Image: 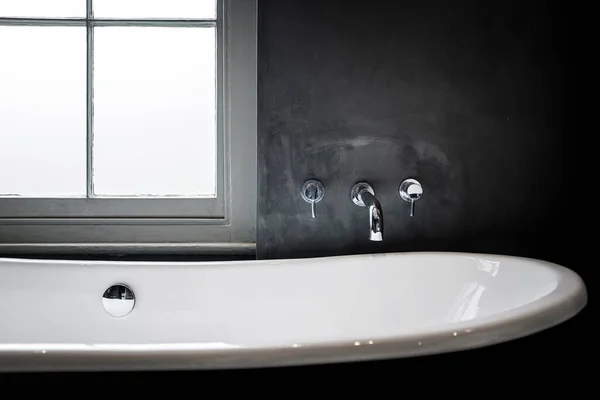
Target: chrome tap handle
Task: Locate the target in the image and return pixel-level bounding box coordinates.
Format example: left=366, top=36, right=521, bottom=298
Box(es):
left=399, top=178, right=423, bottom=217
left=301, top=179, right=324, bottom=219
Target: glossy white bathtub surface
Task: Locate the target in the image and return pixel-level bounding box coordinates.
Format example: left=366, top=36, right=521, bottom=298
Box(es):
left=0, top=252, right=587, bottom=371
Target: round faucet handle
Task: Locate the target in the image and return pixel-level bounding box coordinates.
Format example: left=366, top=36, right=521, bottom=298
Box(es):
left=399, top=178, right=423, bottom=217
left=301, top=179, right=324, bottom=218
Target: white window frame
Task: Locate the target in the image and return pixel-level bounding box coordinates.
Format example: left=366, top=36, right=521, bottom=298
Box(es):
left=0, top=0, right=257, bottom=255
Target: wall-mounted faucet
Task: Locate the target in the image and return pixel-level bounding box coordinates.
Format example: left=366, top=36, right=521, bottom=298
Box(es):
left=351, top=182, right=383, bottom=241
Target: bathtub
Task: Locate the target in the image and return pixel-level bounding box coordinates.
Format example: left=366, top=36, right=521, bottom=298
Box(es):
left=0, top=252, right=587, bottom=371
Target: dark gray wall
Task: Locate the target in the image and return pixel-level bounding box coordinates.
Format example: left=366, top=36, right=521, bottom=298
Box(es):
left=258, top=0, right=569, bottom=261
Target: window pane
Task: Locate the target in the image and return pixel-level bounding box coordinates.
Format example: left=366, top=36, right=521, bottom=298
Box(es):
left=93, top=0, right=216, bottom=19
left=93, top=27, right=216, bottom=197
left=0, top=0, right=84, bottom=18
left=0, top=26, right=86, bottom=197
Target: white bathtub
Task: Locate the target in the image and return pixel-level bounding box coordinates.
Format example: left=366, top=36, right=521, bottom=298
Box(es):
left=0, top=252, right=587, bottom=371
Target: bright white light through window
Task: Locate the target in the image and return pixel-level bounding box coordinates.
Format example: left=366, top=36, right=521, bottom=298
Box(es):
left=0, top=0, right=84, bottom=18
left=0, top=1, right=218, bottom=198
left=0, top=26, right=87, bottom=197
left=93, top=27, right=216, bottom=197
left=94, top=0, right=216, bottom=19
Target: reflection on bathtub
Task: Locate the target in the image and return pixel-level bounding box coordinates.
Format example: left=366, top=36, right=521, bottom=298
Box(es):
left=0, top=342, right=241, bottom=352
left=445, top=282, right=486, bottom=322
left=468, top=257, right=501, bottom=276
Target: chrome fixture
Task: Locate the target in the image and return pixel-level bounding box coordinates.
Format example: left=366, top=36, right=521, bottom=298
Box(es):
left=301, top=179, right=325, bottom=218
left=399, top=178, right=423, bottom=217
left=102, top=284, right=135, bottom=318
left=351, top=182, right=383, bottom=241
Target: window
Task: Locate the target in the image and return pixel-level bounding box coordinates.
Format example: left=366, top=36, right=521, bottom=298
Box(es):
left=0, top=0, right=257, bottom=255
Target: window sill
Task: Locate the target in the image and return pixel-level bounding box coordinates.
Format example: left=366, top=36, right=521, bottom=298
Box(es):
left=0, top=242, right=256, bottom=259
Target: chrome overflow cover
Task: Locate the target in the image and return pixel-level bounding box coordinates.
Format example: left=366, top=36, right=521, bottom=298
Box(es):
left=102, top=284, right=135, bottom=318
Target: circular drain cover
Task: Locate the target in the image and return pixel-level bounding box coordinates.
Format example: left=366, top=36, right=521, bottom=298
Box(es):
left=102, top=284, right=135, bottom=317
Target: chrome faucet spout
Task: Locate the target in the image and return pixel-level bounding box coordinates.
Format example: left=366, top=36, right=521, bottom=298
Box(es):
left=350, top=182, right=384, bottom=241
left=358, top=190, right=383, bottom=241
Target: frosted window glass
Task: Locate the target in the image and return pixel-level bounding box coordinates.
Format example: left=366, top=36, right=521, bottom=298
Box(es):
left=93, top=27, right=216, bottom=197
left=0, top=0, right=85, bottom=18
left=93, top=0, right=216, bottom=19
left=0, top=26, right=86, bottom=197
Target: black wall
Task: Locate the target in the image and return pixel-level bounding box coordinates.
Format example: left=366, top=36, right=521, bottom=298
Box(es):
left=258, top=0, right=569, bottom=260
left=257, top=0, right=590, bottom=370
